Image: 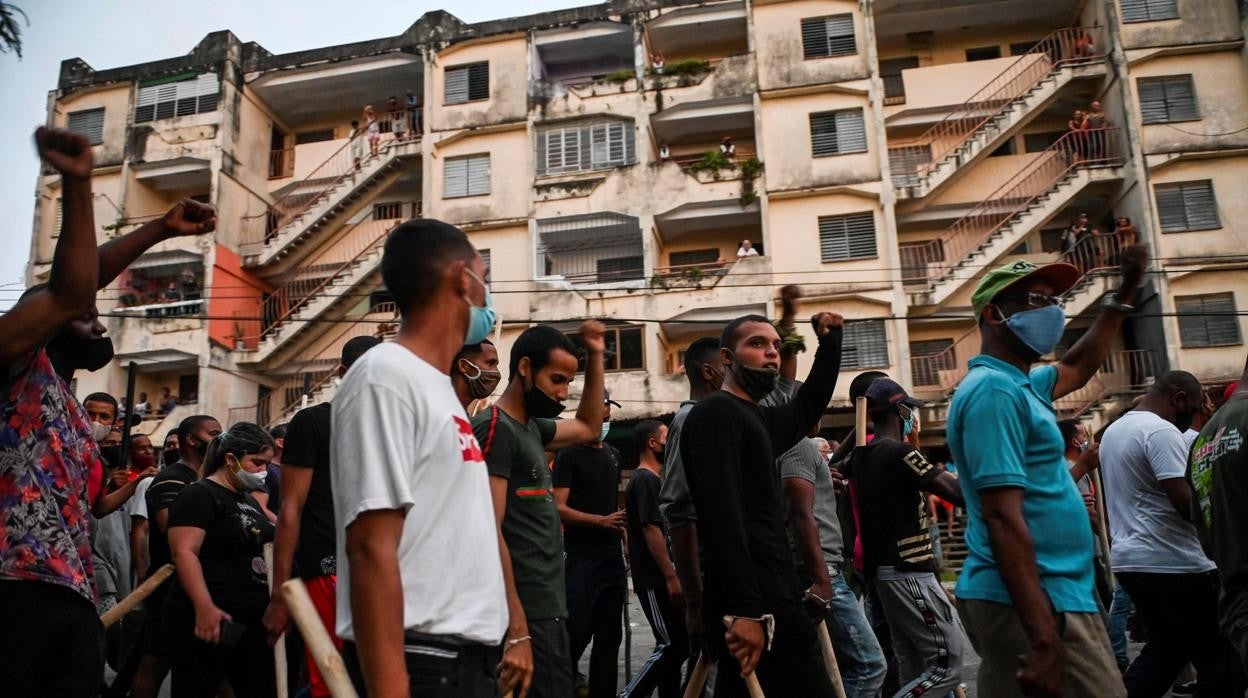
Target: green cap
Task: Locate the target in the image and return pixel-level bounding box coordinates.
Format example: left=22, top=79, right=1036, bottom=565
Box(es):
left=970, top=260, right=1082, bottom=320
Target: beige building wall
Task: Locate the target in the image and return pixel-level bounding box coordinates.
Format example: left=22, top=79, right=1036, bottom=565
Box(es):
left=753, top=0, right=869, bottom=90
left=430, top=36, right=529, bottom=131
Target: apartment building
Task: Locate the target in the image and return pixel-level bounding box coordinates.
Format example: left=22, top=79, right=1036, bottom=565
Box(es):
left=27, top=0, right=1248, bottom=447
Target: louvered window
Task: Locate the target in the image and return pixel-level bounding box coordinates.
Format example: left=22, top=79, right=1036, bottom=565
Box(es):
left=802, top=15, right=856, bottom=59
left=67, top=109, right=105, bottom=145
left=1176, top=293, right=1241, bottom=347
left=536, top=119, right=635, bottom=175
left=134, top=73, right=219, bottom=123
left=670, top=249, right=721, bottom=268
left=445, top=62, right=490, bottom=105
left=1120, top=0, right=1179, bottom=23
left=842, top=320, right=889, bottom=369
left=910, top=338, right=955, bottom=386
left=52, top=197, right=62, bottom=238
left=1155, top=180, right=1219, bottom=232
left=810, top=109, right=867, bottom=157
left=1138, top=75, right=1198, bottom=124
left=480, top=249, right=492, bottom=286
left=443, top=154, right=491, bottom=198
left=819, top=212, right=877, bottom=262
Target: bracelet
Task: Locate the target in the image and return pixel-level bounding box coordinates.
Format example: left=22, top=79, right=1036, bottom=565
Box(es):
left=505, top=635, right=531, bottom=649
left=723, top=613, right=777, bottom=651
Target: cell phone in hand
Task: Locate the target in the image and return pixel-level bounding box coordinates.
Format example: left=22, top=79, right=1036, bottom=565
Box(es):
left=219, top=619, right=246, bottom=646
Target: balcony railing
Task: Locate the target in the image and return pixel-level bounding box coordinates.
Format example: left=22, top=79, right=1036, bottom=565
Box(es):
left=902, top=127, right=1122, bottom=288
left=1054, top=349, right=1158, bottom=417
left=910, top=327, right=980, bottom=393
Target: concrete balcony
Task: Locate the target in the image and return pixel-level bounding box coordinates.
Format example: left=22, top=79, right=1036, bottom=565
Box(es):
left=109, top=301, right=205, bottom=373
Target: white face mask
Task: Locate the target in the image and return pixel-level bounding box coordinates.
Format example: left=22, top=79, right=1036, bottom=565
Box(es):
left=229, top=458, right=268, bottom=491
left=91, top=421, right=111, bottom=442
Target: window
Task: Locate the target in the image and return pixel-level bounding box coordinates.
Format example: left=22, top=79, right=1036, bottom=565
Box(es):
left=818, top=212, right=877, bottom=262
left=988, top=139, right=1016, bottom=157
left=1138, top=76, right=1198, bottom=124
left=889, top=145, right=932, bottom=188
left=670, top=249, right=721, bottom=268
left=134, top=73, right=219, bottom=123
left=52, top=197, right=62, bottom=238
left=480, top=249, right=492, bottom=286
left=880, top=57, right=918, bottom=104
left=445, top=62, right=489, bottom=105
left=1120, top=0, right=1179, bottom=23
left=597, top=256, right=645, bottom=282
left=443, top=154, right=491, bottom=198
left=841, top=320, right=889, bottom=369
left=965, top=46, right=1002, bottom=62
left=295, top=129, right=335, bottom=145
left=801, top=15, right=856, bottom=59
left=1155, top=180, right=1219, bottom=232
left=910, top=338, right=955, bottom=386
left=1010, top=41, right=1039, bottom=56
left=1176, top=293, right=1241, bottom=347
left=899, top=240, right=942, bottom=282
left=536, top=212, right=644, bottom=284
left=536, top=119, right=635, bottom=176
left=810, top=109, right=868, bottom=157
left=1024, top=131, right=1065, bottom=152
left=566, top=324, right=645, bottom=372
left=67, top=109, right=105, bottom=145
left=373, top=202, right=404, bottom=220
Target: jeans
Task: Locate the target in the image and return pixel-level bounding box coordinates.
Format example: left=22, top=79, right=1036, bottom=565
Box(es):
left=824, top=567, right=887, bottom=698
left=343, top=633, right=502, bottom=698
left=1107, top=583, right=1134, bottom=673
left=565, top=553, right=626, bottom=697
left=530, top=617, right=574, bottom=698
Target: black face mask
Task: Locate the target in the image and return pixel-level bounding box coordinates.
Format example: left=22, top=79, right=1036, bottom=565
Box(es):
left=727, top=352, right=779, bottom=402
left=654, top=446, right=667, bottom=464
left=163, top=448, right=180, bottom=466
left=48, top=336, right=115, bottom=375
left=522, top=375, right=566, bottom=419
left=98, top=445, right=123, bottom=471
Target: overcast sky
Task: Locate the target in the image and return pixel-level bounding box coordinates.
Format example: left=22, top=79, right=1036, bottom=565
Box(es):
left=0, top=0, right=586, bottom=309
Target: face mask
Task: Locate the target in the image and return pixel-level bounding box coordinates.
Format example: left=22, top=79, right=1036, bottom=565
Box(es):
left=727, top=352, right=778, bottom=402
left=522, top=375, right=566, bottom=419
left=460, top=359, right=501, bottom=400
left=600, top=422, right=612, bottom=442
left=463, top=270, right=497, bottom=346
left=50, top=336, right=115, bottom=373
left=132, top=452, right=156, bottom=471
left=654, top=445, right=667, bottom=464
left=91, top=421, right=112, bottom=442
left=163, top=448, right=180, bottom=466
left=229, top=458, right=269, bottom=492
left=1000, top=304, right=1066, bottom=358
left=902, top=415, right=914, bottom=438
left=98, top=445, right=123, bottom=471
left=1078, top=440, right=1089, bottom=453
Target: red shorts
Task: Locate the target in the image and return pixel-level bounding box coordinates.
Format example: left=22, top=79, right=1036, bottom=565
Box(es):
left=304, top=574, right=341, bottom=698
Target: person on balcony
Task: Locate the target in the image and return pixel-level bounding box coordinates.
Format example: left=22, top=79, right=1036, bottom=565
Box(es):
left=388, top=95, right=406, bottom=142
left=1085, top=101, right=1110, bottom=159
left=720, top=135, right=736, bottom=158
left=406, top=90, right=420, bottom=135
left=349, top=119, right=364, bottom=171
left=161, top=386, right=180, bottom=414
left=134, top=391, right=151, bottom=416
left=651, top=51, right=665, bottom=74
left=947, top=245, right=1148, bottom=698
left=737, top=239, right=759, bottom=258
left=163, top=281, right=182, bottom=303
left=363, top=105, right=380, bottom=158
left=1112, top=217, right=1138, bottom=265
left=1068, top=110, right=1089, bottom=162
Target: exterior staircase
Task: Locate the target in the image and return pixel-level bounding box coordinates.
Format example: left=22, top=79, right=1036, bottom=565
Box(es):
left=241, top=137, right=420, bottom=269
left=936, top=516, right=968, bottom=576
left=892, top=27, right=1108, bottom=201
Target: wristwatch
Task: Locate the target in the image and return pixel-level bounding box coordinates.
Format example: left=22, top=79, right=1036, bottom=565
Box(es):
left=1101, top=296, right=1135, bottom=313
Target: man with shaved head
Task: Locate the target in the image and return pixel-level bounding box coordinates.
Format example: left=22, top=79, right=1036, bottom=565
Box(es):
left=1101, top=370, right=1245, bottom=695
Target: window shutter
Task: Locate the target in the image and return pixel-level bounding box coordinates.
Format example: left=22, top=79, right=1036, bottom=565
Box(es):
left=538, top=119, right=635, bottom=175
left=1120, top=0, right=1178, bottom=23
left=842, top=320, right=888, bottom=369
left=1177, top=294, right=1241, bottom=347
left=1138, top=76, right=1197, bottom=123
left=819, top=212, right=877, bottom=262
left=67, top=109, right=105, bottom=145
left=1155, top=181, right=1219, bottom=232
left=802, top=14, right=856, bottom=59
left=811, top=110, right=866, bottom=156
left=801, top=18, right=828, bottom=59
left=53, top=197, right=63, bottom=238
left=134, top=74, right=217, bottom=123
left=443, top=157, right=469, bottom=198
left=480, top=249, right=492, bottom=286
left=810, top=112, right=838, bottom=156
left=445, top=66, right=470, bottom=104
left=467, top=63, right=490, bottom=101
left=670, top=249, right=721, bottom=267
left=466, top=155, right=491, bottom=196
left=1154, top=184, right=1187, bottom=231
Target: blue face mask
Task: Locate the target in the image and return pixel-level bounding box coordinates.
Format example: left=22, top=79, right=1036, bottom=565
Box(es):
left=600, top=422, right=612, bottom=442
left=1000, top=304, right=1066, bottom=357
left=463, top=270, right=496, bottom=345
left=902, top=415, right=914, bottom=437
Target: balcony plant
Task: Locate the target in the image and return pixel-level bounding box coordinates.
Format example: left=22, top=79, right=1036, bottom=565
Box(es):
left=603, top=69, right=635, bottom=84
left=739, top=157, right=762, bottom=206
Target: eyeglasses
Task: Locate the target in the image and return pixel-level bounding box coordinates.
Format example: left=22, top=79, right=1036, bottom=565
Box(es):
left=998, top=291, right=1065, bottom=309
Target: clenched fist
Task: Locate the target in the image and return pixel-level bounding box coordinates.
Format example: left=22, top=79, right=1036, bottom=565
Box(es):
left=163, top=199, right=218, bottom=238
left=811, top=312, right=844, bottom=337
left=579, top=319, right=607, bottom=355
left=36, top=127, right=93, bottom=179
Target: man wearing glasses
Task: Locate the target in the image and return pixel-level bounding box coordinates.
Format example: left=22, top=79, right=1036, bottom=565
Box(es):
left=947, top=246, right=1147, bottom=698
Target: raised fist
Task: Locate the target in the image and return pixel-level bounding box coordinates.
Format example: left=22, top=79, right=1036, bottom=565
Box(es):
left=163, top=199, right=218, bottom=238
left=811, top=312, right=844, bottom=337
left=35, top=127, right=93, bottom=179
left=1118, top=244, right=1149, bottom=284
left=579, top=319, right=607, bottom=355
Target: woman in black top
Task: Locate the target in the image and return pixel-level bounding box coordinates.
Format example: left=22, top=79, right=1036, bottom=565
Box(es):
left=165, top=422, right=276, bottom=697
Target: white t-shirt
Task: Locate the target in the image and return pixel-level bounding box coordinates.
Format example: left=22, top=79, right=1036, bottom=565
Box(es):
left=128, top=476, right=153, bottom=519
left=331, top=342, right=507, bottom=644
left=1183, top=428, right=1200, bottom=450
left=1100, top=410, right=1215, bottom=573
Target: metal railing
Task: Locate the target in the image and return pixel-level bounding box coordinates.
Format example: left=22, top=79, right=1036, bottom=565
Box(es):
left=903, top=26, right=1106, bottom=182
left=904, top=127, right=1123, bottom=288
left=1054, top=349, right=1158, bottom=417
left=910, top=327, right=980, bottom=393
left=889, top=144, right=933, bottom=188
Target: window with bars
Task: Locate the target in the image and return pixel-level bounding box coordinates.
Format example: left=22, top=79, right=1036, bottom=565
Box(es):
left=134, top=73, right=219, bottom=123
left=965, top=46, right=1002, bottom=62
left=888, top=145, right=932, bottom=188
left=1138, top=75, right=1198, bottom=123
left=1176, top=293, right=1241, bottom=347
left=1155, top=180, right=1220, bottom=232
left=443, top=154, right=491, bottom=198
left=480, top=249, right=492, bottom=286
left=1120, top=0, right=1179, bottom=23
left=810, top=109, right=868, bottom=157
left=536, top=212, right=644, bottom=284
left=801, top=15, right=856, bottom=59
left=445, top=62, right=490, bottom=105
left=536, top=119, right=635, bottom=176
left=295, top=129, right=335, bottom=145
left=67, top=109, right=105, bottom=145
left=373, top=202, right=404, bottom=220
left=565, top=323, right=645, bottom=372
left=670, top=249, right=721, bottom=268
left=842, top=320, right=889, bottom=369
left=818, top=212, right=877, bottom=262
left=910, top=338, right=955, bottom=386
left=880, top=57, right=918, bottom=103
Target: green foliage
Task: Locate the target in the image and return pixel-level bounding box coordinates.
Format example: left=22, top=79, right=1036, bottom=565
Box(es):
left=0, top=3, right=27, bottom=58
left=689, top=149, right=732, bottom=172
left=662, top=58, right=711, bottom=76
left=739, top=157, right=762, bottom=206
left=603, top=69, right=635, bottom=84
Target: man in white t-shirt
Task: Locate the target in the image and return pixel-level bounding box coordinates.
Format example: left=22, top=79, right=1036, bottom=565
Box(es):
left=331, top=218, right=522, bottom=698
left=1100, top=371, right=1243, bottom=695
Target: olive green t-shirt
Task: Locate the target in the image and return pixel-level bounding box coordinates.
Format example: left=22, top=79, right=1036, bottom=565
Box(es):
left=472, top=407, right=564, bottom=620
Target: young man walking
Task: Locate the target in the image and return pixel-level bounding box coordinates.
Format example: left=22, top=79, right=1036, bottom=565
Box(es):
left=623, top=420, right=687, bottom=698
left=948, top=248, right=1147, bottom=698
left=682, top=311, right=844, bottom=697
left=553, top=392, right=626, bottom=697
left=847, top=378, right=966, bottom=697
left=473, top=322, right=609, bottom=698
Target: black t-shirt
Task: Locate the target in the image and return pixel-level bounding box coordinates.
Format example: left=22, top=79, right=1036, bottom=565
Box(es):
left=283, top=403, right=337, bottom=578
left=145, top=461, right=198, bottom=571
left=626, top=468, right=667, bottom=590
left=552, top=443, right=622, bottom=558
left=847, top=437, right=941, bottom=577
left=167, top=479, right=275, bottom=607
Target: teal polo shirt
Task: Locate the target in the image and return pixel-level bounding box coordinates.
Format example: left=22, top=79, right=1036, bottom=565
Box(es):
left=948, top=354, right=1097, bottom=613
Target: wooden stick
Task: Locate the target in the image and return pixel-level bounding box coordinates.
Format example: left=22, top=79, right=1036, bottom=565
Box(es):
left=815, top=622, right=847, bottom=698
left=682, top=654, right=711, bottom=698
left=265, top=544, right=289, bottom=698
left=1091, top=467, right=1115, bottom=590
left=855, top=397, right=868, bottom=448
left=722, top=617, right=765, bottom=698
left=282, top=579, right=358, bottom=698
left=101, top=564, right=174, bottom=629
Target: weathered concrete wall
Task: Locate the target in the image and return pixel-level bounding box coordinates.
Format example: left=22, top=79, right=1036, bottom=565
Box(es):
left=1132, top=51, right=1248, bottom=154
left=1165, top=269, right=1248, bottom=381
left=430, top=36, right=529, bottom=131
left=429, top=127, right=529, bottom=223
left=754, top=0, right=869, bottom=91
left=760, top=88, right=878, bottom=191
left=1120, top=0, right=1242, bottom=50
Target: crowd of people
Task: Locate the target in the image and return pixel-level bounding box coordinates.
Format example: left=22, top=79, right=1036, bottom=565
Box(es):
left=7, top=125, right=1248, bottom=698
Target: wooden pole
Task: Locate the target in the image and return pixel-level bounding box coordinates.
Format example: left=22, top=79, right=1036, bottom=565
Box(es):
left=682, top=655, right=711, bottom=698
left=815, top=622, right=847, bottom=698
left=281, top=579, right=358, bottom=698
left=101, top=564, right=174, bottom=629
left=265, top=544, right=289, bottom=698
left=721, top=617, right=765, bottom=698
left=1091, top=467, right=1115, bottom=589
left=855, top=397, right=868, bottom=448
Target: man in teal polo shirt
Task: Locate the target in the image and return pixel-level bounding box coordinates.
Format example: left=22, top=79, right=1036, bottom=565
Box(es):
left=948, top=245, right=1147, bottom=698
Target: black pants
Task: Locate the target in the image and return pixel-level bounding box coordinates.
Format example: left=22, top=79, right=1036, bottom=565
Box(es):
left=164, top=595, right=274, bottom=697
left=0, top=580, right=104, bottom=697
left=530, top=616, right=575, bottom=698
left=565, top=552, right=626, bottom=697
left=1117, top=570, right=1245, bottom=697
left=343, top=632, right=502, bottom=698
left=622, top=584, right=689, bottom=698
left=711, top=600, right=836, bottom=698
